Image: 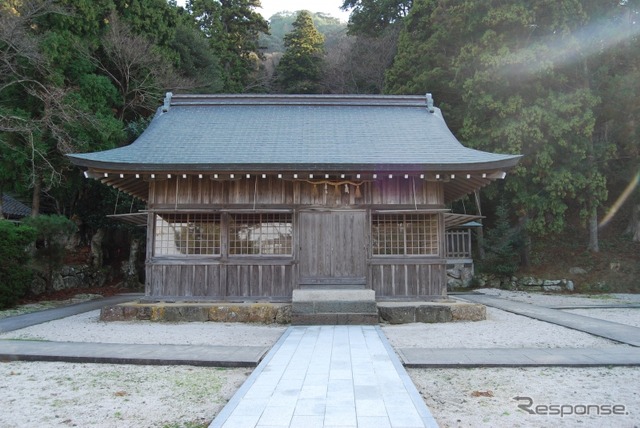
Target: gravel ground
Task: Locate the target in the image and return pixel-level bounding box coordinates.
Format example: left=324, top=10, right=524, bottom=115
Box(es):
left=1, top=289, right=639, bottom=427
left=382, top=307, right=625, bottom=349
left=471, top=288, right=640, bottom=307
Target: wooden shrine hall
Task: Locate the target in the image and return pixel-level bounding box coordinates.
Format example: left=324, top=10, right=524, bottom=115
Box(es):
left=69, top=93, right=521, bottom=302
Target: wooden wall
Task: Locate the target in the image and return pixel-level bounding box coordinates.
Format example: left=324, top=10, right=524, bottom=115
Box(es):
left=145, top=176, right=447, bottom=301
left=147, top=261, right=296, bottom=301
left=149, top=176, right=443, bottom=208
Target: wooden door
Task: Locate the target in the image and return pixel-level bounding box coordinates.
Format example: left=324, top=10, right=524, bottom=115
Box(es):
left=299, top=211, right=367, bottom=287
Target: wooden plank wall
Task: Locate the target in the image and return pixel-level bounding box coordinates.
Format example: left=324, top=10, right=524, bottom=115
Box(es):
left=147, top=262, right=296, bottom=301
left=149, top=176, right=442, bottom=207
left=370, top=262, right=446, bottom=299
left=146, top=176, right=446, bottom=300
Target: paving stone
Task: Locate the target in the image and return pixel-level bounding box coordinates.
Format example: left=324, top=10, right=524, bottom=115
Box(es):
left=209, top=326, right=438, bottom=428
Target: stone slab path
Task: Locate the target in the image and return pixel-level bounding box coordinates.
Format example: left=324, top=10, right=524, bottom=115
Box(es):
left=398, top=346, right=640, bottom=367
left=0, top=340, right=267, bottom=367
left=209, top=325, right=438, bottom=428
left=459, top=293, right=640, bottom=347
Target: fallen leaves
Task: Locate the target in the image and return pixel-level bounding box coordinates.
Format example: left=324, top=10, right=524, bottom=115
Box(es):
left=471, top=390, right=494, bottom=397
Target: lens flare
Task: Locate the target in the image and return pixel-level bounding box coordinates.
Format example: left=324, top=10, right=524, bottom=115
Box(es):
left=600, top=170, right=640, bottom=228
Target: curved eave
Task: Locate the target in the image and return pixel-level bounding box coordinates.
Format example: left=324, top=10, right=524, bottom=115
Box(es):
left=77, top=161, right=520, bottom=204
left=67, top=156, right=522, bottom=174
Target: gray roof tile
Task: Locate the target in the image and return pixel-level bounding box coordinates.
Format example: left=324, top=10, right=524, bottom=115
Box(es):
left=2, top=194, right=31, bottom=218
left=69, top=94, right=521, bottom=172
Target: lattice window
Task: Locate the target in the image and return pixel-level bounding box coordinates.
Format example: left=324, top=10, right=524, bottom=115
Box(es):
left=371, top=213, right=439, bottom=256
left=154, top=213, right=221, bottom=256
left=229, top=213, right=293, bottom=255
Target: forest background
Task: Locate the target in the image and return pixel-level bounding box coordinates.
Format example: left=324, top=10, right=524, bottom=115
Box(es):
left=1, top=0, right=639, bottom=306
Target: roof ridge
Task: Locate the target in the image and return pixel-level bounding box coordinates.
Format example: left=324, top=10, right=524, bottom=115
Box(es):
left=166, top=93, right=430, bottom=108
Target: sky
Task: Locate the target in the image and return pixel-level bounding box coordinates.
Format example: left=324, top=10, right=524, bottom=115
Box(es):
left=259, top=0, right=351, bottom=22
left=174, top=0, right=351, bottom=22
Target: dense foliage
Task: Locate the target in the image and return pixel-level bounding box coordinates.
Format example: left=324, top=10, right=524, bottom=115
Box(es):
left=0, top=221, right=36, bottom=308
left=385, top=0, right=640, bottom=260
left=0, top=0, right=268, bottom=221
left=1, top=0, right=638, bottom=292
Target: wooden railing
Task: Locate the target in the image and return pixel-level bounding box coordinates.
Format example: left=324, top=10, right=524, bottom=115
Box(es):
left=445, top=229, right=473, bottom=259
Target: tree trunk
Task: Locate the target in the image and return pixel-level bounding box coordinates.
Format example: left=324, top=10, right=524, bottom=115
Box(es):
left=474, top=190, right=485, bottom=259
left=627, top=203, right=640, bottom=242
left=476, top=225, right=486, bottom=260
left=31, top=176, right=41, bottom=217
left=518, top=215, right=530, bottom=268
left=588, top=207, right=599, bottom=252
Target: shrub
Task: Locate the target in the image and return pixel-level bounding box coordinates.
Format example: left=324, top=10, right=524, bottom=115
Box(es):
left=0, top=220, right=36, bottom=309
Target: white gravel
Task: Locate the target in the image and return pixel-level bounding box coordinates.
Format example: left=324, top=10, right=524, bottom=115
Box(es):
left=472, top=288, right=640, bottom=307
left=1, top=289, right=639, bottom=427
left=0, top=310, right=287, bottom=346
left=382, top=307, right=624, bottom=349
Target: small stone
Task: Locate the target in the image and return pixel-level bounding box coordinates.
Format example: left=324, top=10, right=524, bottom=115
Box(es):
left=569, top=267, right=587, bottom=275
left=519, top=277, right=543, bottom=286
left=451, top=304, right=486, bottom=321
left=565, top=280, right=575, bottom=291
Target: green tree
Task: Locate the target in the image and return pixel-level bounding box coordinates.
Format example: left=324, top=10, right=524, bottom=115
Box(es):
left=170, top=20, right=224, bottom=93
left=0, top=220, right=36, bottom=309
left=479, top=199, right=520, bottom=280
left=276, top=10, right=325, bottom=93
left=188, top=0, right=269, bottom=92
left=341, top=0, right=413, bottom=36
left=0, top=0, right=118, bottom=215
left=386, top=0, right=625, bottom=257
left=260, top=11, right=345, bottom=54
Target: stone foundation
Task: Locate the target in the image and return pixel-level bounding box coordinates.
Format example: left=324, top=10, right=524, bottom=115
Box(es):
left=101, top=300, right=486, bottom=324
left=101, top=302, right=292, bottom=324
left=377, top=301, right=486, bottom=324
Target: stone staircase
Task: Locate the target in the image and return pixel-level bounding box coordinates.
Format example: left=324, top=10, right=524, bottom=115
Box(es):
left=291, top=289, right=379, bottom=325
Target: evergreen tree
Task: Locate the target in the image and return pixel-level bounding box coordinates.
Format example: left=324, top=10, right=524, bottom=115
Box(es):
left=479, top=199, right=519, bottom=280
left=341, top=0, right=413, bottom=36
left=0, top=220, right=36, bottom=308
left=276, top=10, right=325, bottom=93
left=188, top=0, right=269, bottom=92
left=385, top=0, right=628, bottom=255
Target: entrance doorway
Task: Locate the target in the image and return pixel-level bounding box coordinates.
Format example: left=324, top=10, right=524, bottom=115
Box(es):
left=298, top=211, right=367, bottom=287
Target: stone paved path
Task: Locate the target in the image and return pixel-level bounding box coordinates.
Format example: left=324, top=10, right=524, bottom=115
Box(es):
left=209, top=325, right=438, bottom=428
left=459, top=293, right=640, bottom=347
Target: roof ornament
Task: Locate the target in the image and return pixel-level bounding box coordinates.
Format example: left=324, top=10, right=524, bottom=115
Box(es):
left=426, top=93, right=435, bottom=113
left=162, top=92, right=173, bottom=112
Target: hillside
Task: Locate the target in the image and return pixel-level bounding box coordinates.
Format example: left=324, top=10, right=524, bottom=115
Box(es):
left=518, top=213, right=640, bottom=293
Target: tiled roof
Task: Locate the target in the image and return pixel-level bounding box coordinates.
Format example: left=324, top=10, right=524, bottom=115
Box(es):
left=68, top=94, right=521, bottom=172
left=2, top=194, right=31, bottom=219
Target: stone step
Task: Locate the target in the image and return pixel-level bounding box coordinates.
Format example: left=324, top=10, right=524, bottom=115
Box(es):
left=291, top=289, right=378, bottom=325
left=291, top=312, right=379, bottom=325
